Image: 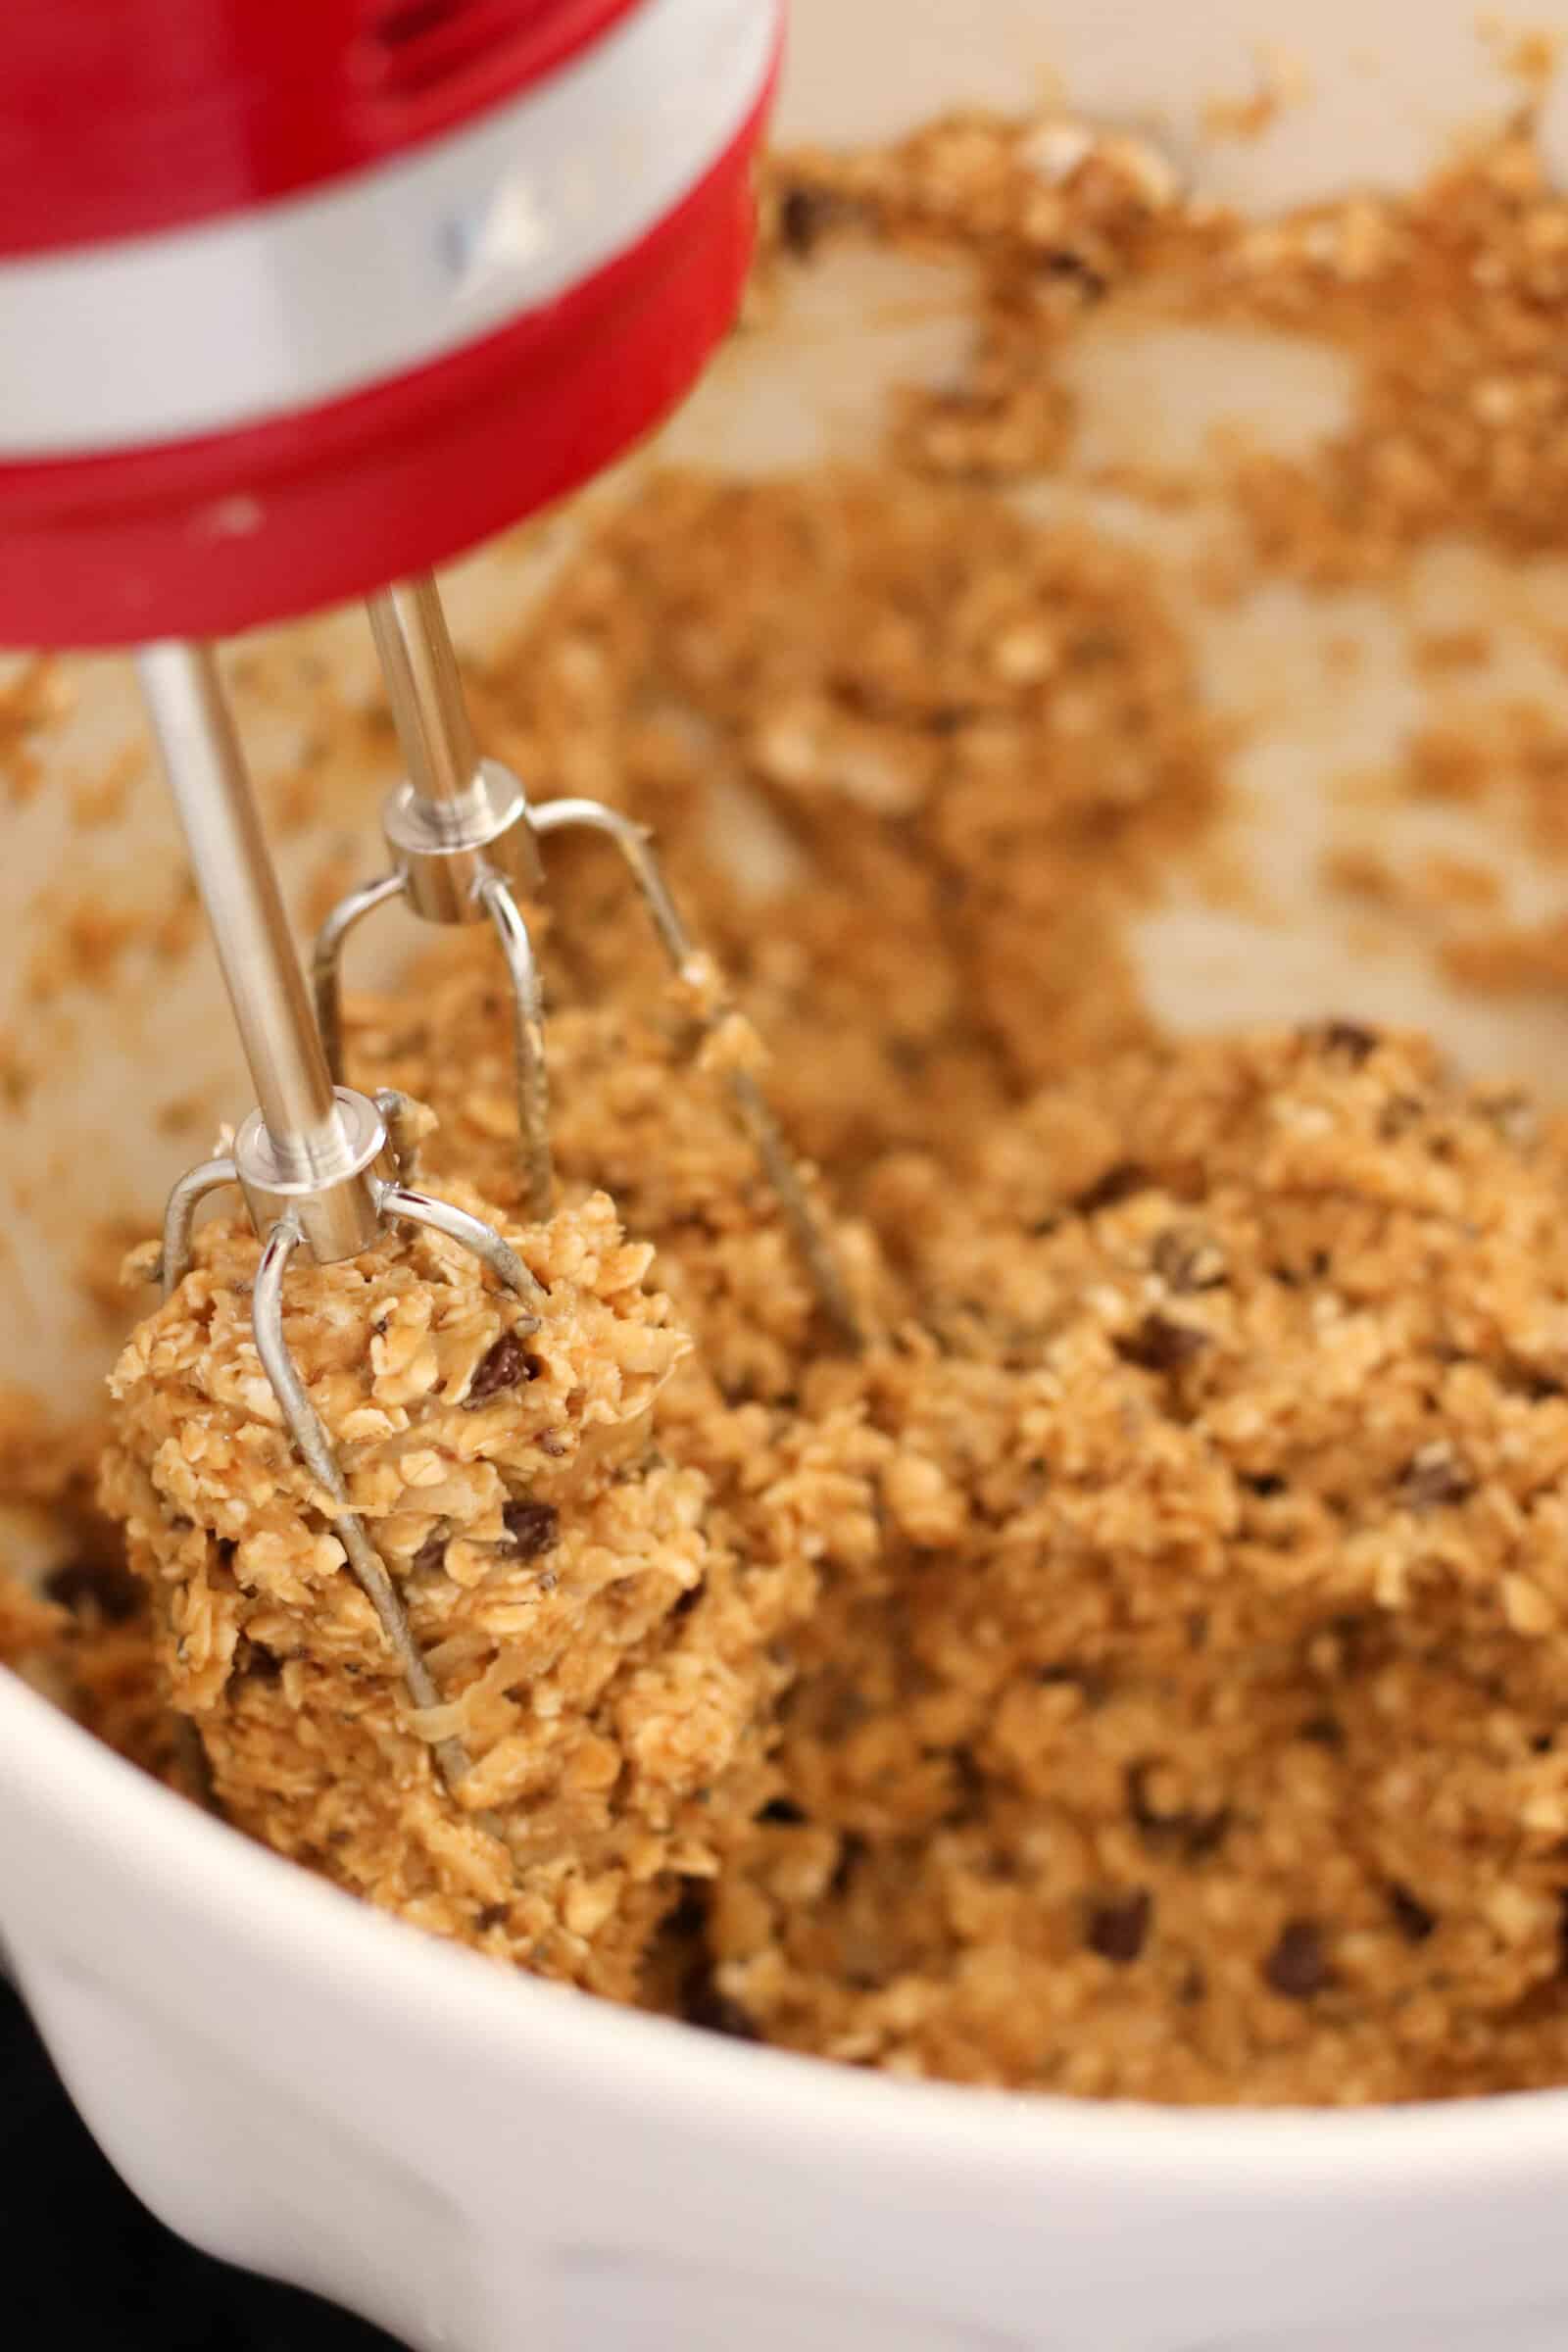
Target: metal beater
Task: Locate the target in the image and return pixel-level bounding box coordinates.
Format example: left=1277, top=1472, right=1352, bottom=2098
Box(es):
left=315, top=577, right=861, bottom=1344
left=136, top=577, right=857, bottom=1795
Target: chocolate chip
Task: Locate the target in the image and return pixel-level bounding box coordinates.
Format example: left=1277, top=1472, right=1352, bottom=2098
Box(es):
left=664, top=1887, right=706, bottom=1941
left=1126, top=1759, right=1229, bottom=1856
left=1263, top=1919, right=1331, bottom=1999
left=779, top=183, right=851, bottom=259
left=1378, top=1093, right=1427, bottom=1140
left=1042, top=247, right=1109, bottom=301
left=466, top=1332, right=534, bottom=1405
left=1086, top=1889, right=1152, bottom=1964
left=1311, top=1018, right=1379, bottom=1064
left=501, top=1500, right=560, bottom=1560
left=1297, top=1714, right=1345, bottom=1748
left=760, top=1796, right=808, bottom=1825
left=1115, top=1313, right=1208, bottom=1375
left=42, top=1556, right=141, bottom=1624
left=235, top=1640, right=283, bottom=1684
left=1183, top=1808, right=1230, bottom=1857
left=1151, top=1227, right=1226, bottom=1293
left=1075, top=1160, right=1151, bottom=1213
left=1325, top=1612, right=1375, bottom=1676
left=1388, top=1883, right=1437, bottom=1944
left=828, top=1830, right=867, bottom=1897
left=1396, top=1447, right=1475, bottom=1511
left=1125, top=1760, right=1165, bottom=1829
left=684, top=1976, right=760, bottom=2040
left=948, top=1747, right=987, bottom=1812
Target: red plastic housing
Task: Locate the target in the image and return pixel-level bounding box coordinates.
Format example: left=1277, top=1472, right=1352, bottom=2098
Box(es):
left=0, top=1, right=643, bottom=257
left=0, top=1, right=777, bottom=647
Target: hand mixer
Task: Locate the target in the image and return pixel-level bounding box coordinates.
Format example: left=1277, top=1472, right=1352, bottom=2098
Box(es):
left=0, top=0, right=854, bottom=1795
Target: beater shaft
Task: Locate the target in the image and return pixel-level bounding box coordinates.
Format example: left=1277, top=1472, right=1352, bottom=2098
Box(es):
left=315, top=573, right=555, bottom=1210
left=140, top=641, right=390, bottom=1266
left=367, top=577, right=483, bottom=812
left=368, top=577, right=543, bottom=923
left=138, top=643, right=340, bottom=1173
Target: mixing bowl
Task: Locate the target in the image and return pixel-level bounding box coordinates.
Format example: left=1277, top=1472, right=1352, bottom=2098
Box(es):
left=8, top=3, right=1568, bottom=2344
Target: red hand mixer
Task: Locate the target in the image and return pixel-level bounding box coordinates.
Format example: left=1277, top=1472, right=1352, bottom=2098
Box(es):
left=0, top=0, right=854, bottom=1783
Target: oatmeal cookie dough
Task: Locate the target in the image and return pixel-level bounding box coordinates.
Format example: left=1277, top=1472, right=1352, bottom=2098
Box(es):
left=99, top=1178, right=788, bottom=1999
left=19, top=99, right=1568, bottom=2106
left=42, top=938, right=1568, bottom=2102
left=454, top=461, right=1219, bottom=1193
left=704, top=1024, right=1568, bottom=2103
left=0, top=1388, right=194, bottom=1788
left=333, top=943, right=1568, bottom=2102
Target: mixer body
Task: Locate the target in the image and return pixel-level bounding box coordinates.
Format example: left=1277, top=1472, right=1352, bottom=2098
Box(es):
left=0, top=0, right=781, bottom=646
left=0, top=0, right=825, bottom=1802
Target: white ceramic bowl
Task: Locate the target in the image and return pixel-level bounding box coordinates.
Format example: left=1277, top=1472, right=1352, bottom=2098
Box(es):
left=9, top=4, right=1568, bottom=2345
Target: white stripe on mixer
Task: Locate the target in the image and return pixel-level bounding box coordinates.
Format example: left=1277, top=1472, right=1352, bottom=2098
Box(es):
left=0, top=0, right=780, bottom=458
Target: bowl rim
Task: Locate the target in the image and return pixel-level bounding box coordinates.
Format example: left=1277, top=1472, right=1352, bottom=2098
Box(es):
left=8, top=1658, right=1568, bottom=2190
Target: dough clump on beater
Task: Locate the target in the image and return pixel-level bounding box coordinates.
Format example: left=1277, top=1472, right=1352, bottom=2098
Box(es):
left=99, top=1171, right=782, bottom=1999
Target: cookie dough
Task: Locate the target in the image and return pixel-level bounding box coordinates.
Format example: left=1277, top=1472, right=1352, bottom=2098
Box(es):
left=100, top=1184, right=784, bottom=1999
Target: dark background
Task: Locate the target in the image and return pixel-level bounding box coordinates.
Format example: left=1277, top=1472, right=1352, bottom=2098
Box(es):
left=4, top=1980, right=402, bottom=2348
